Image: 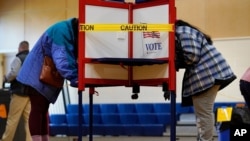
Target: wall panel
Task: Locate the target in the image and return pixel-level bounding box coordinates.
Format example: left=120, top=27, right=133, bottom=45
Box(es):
left=0, top=0, right=24, bottom=12
left=0, top=0, right=78, bottom=53
left=176, top=0, right=250, bottom=38
left=176, top=0, right=206, bottom=32
left=1, top=0, right=250, bottom=53
left=24, top=0, right=68, bottom=47
left=24, top=12, right=66, bottom=47
left=0, top=0, right=25, bottom=53
left=205, top=0, right=250, bottom=38
left=66, top=0, right=78, bottom=18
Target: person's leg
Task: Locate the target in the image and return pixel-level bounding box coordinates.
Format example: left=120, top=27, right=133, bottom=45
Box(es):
left=28, top=87, right=50, bottom=141
left=192, top=85, right=220, bottom=141
left=240, top=80, right=250, bottom=108
left=1, top=94, right=27, bottom=141
left=41, top=134, right=49, bottom=141
left=40, top=112, right=49, bottom=141
left=31, top=135, right=42, bottom=141
left=22, top=96, right=32, bottom=141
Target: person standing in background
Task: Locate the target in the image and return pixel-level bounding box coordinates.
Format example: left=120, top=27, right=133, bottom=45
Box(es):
left=16, top=18, right=78, bottom=141
left=1, top=41, right=31, bottom=141
left=175, top=19, right=236, bottom=141
left=240, top=67, right=250, bottom=108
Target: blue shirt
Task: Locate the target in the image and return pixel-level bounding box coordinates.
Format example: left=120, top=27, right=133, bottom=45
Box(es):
left=17, top=18, right=78, bottom=103
left=176, top=25, right=236, bottom=97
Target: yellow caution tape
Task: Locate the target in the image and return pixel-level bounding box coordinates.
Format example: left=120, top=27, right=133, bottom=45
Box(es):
left=79, top=23, right=174, bottom=32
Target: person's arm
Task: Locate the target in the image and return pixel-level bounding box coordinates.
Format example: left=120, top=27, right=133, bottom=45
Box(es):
left=52, top=45, right=78, bottom=87
left=5, top=57, right=22, bottom=82
left=179, top=33, right=201, bottom=66
left=48, top=21, right=78, bottom=87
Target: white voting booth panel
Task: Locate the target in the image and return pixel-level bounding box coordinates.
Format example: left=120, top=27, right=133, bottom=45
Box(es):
left=133, top=4, right=169, bottom=81
left=85, top=5, right=129, bottom=58
left=83, top=2, right=170, bottom=86
left=85, top=5, right=129, bottom=81
left=133, top=4, right=169, bottom=58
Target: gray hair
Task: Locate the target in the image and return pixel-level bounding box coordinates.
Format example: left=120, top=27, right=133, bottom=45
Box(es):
left=19, top=40, right=29, bottom=51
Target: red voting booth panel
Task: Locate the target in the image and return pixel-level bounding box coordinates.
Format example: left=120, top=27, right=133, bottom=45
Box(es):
left=78, top=0, right=176, bottom=92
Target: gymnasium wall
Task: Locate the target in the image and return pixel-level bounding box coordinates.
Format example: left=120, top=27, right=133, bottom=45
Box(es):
left=0, top=0, right=78, bottom=53
left=176, top=0, right=250, bottom=38
left=0, top=0, right=250, bottom=107
left=0, top=0, right=249, bottom=53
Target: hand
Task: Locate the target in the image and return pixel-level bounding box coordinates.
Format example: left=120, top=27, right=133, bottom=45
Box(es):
left=164, top=91, right=170, bottom=101
left=70, top=80, right=78, bottom=88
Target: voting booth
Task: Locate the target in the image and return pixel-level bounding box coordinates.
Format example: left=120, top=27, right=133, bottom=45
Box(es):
left=77, top=0, right=176, bottom=140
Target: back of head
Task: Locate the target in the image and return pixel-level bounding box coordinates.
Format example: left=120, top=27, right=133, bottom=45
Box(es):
left=18, top=40, right=29, bottom=52
left=175, top=19, right=193, bottom=27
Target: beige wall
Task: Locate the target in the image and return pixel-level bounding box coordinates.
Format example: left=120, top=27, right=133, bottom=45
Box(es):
left=0, top=0, right=249, bottom=103
left=0, top=0, right=249, bottom=52
left=0, top=0, right=78, bottom=53
left=176, top=0, right=250, bottom=38
left=0, top=0, right=249, bottom=49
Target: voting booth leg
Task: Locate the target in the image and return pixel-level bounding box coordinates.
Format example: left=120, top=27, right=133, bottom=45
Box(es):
left=170, top=91, right=176, bottom=141
left=89, top=87, right=95, bottom=141
left=78, top=91, right=83, bottom=141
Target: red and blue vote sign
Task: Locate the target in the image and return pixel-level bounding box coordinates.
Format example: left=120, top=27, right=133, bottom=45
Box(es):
left=142, top=31, right=163, bottom=56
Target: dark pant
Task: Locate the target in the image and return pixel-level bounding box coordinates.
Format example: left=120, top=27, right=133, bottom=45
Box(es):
left=240, top=80, right=250, bottom=108
left=25, top=86, right=50, bottom=135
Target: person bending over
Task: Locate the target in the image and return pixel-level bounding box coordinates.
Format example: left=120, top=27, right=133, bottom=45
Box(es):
left=175, top=19, right=236, bottom=141
left=17, top=18, right=78, bottom=141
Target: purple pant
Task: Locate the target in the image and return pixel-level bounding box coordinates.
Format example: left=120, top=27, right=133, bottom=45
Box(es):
left=26, top=86, right=50, bottom=135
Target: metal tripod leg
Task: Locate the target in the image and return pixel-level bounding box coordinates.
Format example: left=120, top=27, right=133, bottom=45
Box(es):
left=170, top=91, right=176, bottom=141
left=78, top=90, right=83, bottom=141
